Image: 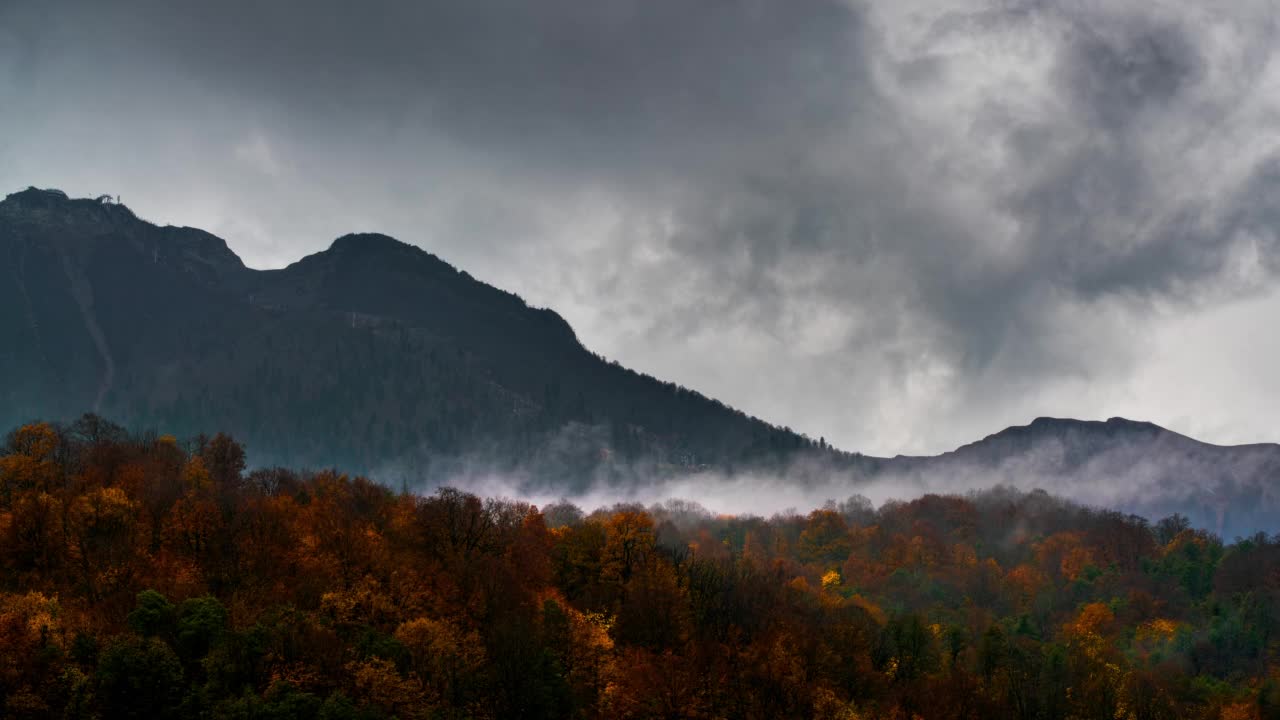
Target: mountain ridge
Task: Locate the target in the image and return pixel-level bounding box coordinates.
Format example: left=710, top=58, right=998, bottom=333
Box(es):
left=0, top=187, right=826, bottom=485
left=2, top=187, right=1277, bottom=535
left=864, top=415, right=1280, bottom=538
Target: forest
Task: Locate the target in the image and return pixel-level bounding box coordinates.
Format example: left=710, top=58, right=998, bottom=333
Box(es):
left=1, top=415, right=1278, bottom=719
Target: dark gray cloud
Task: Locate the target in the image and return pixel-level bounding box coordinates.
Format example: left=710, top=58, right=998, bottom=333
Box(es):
left=2, top=0, right=1279, bottom=454
left=5, top=0, right=866, bottom=177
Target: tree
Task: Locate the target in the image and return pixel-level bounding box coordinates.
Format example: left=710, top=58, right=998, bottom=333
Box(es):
left=882, top=613, right=937, bottom=683
left=1154, top=514, right=1191, bottom=546
left=127, top=590, right=175, bottom=637
left=543, top=500, right=585, bottom=529
left=799, top=510, right=852, bottom=565
left=0, top=423, right=61, bottom=501
left=394, top=616, right=486, bottom=707
left=67, top=486, right=141, bottom=601
left=96, top=637, right=183, bottom=719
left=200, top=432, right=246, bottom=493
left=614, top=559, right=689, bottom=649
left=602, top=509, right=655, bottom=587
left=176, top=595, right=228, bottom=662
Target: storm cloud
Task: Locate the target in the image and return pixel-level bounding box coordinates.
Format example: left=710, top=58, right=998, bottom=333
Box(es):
left=2, top=0, right=1279, bottom=455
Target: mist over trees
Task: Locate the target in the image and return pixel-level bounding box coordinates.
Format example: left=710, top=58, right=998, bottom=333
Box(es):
left=2, top=417, right=1279, bottom=719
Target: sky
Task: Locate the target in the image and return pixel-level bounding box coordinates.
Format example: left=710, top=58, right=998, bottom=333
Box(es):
left=2, top=0, right=1279, bottom=457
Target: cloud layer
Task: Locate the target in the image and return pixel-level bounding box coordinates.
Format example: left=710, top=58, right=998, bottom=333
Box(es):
left=3, top=0, right=1279, bottom=454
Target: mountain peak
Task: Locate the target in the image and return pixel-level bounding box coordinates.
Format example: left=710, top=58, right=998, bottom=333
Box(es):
left=0, top=187, right=246, bottom=285
left=1024, top=415, right=1163, bottom=433
left=328, top=232, right=415, bottom=255
left=1104, top=416, right=1163, bottom=431
left=2, top=186, right=70, bottom=208
left=1, top=186, right=137, bottom=225
left=927, top=415, right=1179, bottom=463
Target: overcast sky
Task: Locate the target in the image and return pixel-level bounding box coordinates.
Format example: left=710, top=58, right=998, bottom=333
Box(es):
left=3, top=0, right=1279, bottom=456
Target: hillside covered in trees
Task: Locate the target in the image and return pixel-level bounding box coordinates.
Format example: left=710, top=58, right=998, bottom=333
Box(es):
left=2, top=416, right=1279, bottom=719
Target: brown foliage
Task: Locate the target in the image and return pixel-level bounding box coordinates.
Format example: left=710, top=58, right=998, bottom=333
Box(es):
left=0, top=419, right=1274, bottom=719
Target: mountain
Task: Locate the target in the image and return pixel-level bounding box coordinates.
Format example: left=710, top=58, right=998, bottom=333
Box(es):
left=862, top=417, right=1280, bottom=538
left=0, top=187, right=825, bottom=487
left=2, top=187, right=1277, bottom=535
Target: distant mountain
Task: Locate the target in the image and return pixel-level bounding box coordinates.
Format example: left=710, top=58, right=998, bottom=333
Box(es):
left=0, top=187, right=826, bottom=487
left=2, top=188, right=1277, bottom=535
left=862, top=417, right=1280, bottom=539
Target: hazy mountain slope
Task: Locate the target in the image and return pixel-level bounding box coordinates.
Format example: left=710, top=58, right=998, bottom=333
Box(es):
left=0, top=187, right=819, bottom=485
left=869, top=417, right=1280, bottom=538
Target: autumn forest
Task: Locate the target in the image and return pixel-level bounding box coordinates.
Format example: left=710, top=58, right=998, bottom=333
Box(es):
left=1, top=415, right=1278, bottom=720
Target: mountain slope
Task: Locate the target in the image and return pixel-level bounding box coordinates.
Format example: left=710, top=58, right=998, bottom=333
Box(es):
left=868, top=417, right=1280, bottom=538
left=0, top=187, right=822, bottom=486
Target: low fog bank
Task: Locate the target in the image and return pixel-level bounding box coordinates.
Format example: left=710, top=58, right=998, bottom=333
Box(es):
left=436, top=468, right=892, bottom=521
left=403, top=436, right=1280, bottom=541
left=323, top=415, right=1280, bottom=540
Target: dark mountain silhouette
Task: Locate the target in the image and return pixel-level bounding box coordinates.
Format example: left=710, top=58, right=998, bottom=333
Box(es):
left=2, top=187, right=1277, bottom=534
left=0, top=187, right=825, bottom=487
